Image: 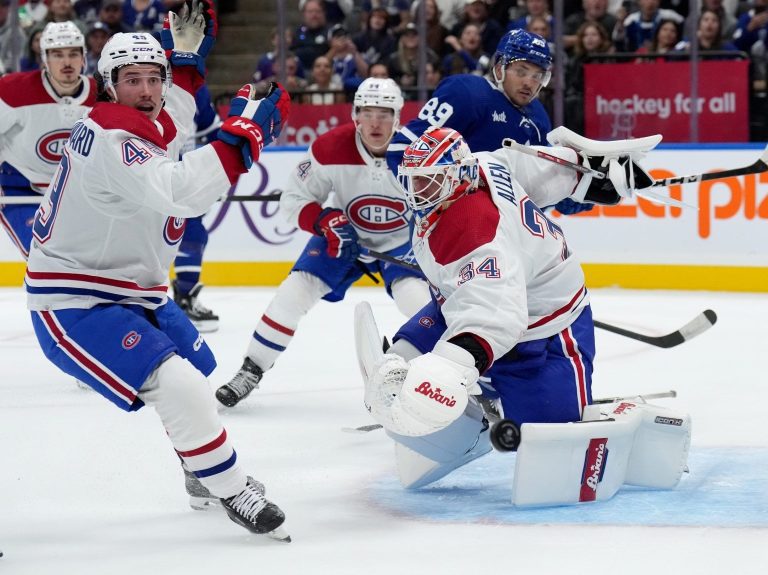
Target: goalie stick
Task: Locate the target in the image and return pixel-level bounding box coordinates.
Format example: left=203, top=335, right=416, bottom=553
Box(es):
left=343, top=390, right=679, bottom=434
left=364, top=249, right=718, bottom=348
left=502, top=138, right=768, bottom=193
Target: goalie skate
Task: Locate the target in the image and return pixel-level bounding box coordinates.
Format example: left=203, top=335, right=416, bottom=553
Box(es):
left=221, top=481, right=290, bottom=542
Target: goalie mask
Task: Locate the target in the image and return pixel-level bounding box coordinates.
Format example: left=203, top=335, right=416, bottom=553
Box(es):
left=40, top=21, right=86, bottom=70
left=96, top=32, right=171, bottom=102
left=398, top=126, right=478, bottom=219
left=492, top=29, right=552, bottom=95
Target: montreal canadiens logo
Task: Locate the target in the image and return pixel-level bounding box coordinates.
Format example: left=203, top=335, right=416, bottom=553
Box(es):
left=163, top=216, right=186, bottom=245
left=347, top=195, right=408, bottom=234
left=122, top=331, right=141, bottom=349
left=37, top=129, right=71, bottom=164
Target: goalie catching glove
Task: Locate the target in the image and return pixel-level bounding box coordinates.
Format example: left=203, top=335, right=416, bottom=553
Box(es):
left=218, top=82, right=291, bottom=168
left=548, top=126, right=658, bottom=206
left=161, top=0, right=217, bottom=75
left=575, top=154, right=656, bottom=205
left=364, top=341, right=480, bottom=437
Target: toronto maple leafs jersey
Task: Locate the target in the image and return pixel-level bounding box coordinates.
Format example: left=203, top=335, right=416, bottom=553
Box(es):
left=25, top=69, right=247, bottom=311
left=0, top=70, right=97, bottom=193
left=386, top=74, right=551, bottom=174
left=414, top=146, right=588, bottom=364
left=280, top=122, right=412, bottom=253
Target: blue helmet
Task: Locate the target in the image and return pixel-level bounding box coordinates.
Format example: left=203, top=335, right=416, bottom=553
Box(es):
left=493, top=29, right=552, bottom=72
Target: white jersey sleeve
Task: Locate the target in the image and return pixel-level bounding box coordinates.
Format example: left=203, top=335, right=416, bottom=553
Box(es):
left=483, top=146, right=583, bottom=208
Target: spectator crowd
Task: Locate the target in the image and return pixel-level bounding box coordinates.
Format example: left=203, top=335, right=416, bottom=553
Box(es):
left=1, top=0, right=766, bottom=137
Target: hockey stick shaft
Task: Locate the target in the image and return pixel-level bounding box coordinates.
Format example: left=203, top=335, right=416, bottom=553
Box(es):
left=503, top=138, right=768, bottom=191
left=366, top=248, right=717, bottom=348
left=344, top=390, right=679, bottom=433
left=0, top=193, right=283, bottom=205
left=502, top=138, right=605, bottom=178
left=594, top=309, right=717, bottom=348
left=650, top=144, right=768, bottom=188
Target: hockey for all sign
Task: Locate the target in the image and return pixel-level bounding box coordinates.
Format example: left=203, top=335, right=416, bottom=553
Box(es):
left=583, top=60, right=748, bottom=142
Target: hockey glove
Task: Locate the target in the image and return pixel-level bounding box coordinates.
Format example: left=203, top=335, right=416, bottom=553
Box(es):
left=576, top=154, right=655, bottom=205
left=553, top=197, right=595, bottom=214
left=161, top=0, right=217, bottom=76
left=313, top=207, right=361, bottom=261
left=218, top=82, right=291, bottom=168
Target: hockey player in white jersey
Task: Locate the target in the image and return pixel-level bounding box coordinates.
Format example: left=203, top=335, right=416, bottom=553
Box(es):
left=24, top=3, right=293, bottom=541
left=360, top=126, right=662, bottom=491
left=0, top=21, right=96, bottom=259
left=216, top=77, right=432, bottom=408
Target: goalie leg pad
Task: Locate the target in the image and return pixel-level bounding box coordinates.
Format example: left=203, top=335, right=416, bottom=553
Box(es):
left=388, top=398, right=491, bottom=489
left=596, top=400, right=691, bottom=489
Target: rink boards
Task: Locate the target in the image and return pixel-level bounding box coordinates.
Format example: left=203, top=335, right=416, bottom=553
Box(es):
left=1, top=144, right=766, bottom=291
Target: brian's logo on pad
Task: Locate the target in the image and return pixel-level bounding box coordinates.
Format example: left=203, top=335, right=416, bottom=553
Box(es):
left=580, top=438, right=608, bottom=502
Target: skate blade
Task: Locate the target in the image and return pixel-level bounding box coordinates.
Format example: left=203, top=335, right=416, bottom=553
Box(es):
left=266, top=526, right=291, bottom=543
left=189, top=496, right=221, bottom=511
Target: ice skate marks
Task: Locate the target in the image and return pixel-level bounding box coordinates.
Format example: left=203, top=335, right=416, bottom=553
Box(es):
left=370, top=447, right=768, bottom=528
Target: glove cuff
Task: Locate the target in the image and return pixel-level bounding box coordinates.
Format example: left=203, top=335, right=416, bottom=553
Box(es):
left=298, top=203, right=324, bottom=234
left=313, top=207, right=347, bottom=235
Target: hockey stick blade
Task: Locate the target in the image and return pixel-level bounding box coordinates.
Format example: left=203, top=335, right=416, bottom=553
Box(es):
left=341, top=423, right=383, bottom=434
left=594, top=309, right=717, bottom=348
left=593, top=390, right=677, bottom=404
left=649, top=144, right=768, bottom=188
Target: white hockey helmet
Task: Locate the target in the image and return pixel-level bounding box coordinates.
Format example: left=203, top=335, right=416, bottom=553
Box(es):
left=352, top=77, right=405, bottom=130
left=97, top=32, right=171, bottom=100
left=40, top=21, right=86, bottom=69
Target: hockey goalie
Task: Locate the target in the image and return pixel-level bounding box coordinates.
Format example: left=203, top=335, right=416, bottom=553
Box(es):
left=354, top=125, right=691, bottom=506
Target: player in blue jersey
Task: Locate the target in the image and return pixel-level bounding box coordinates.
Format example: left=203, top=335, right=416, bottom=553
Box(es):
left=387, top=28, right=590, bottom=215
left=387, top=29, right=552, bottom=173
left=171, top=83, right=222, bottom=333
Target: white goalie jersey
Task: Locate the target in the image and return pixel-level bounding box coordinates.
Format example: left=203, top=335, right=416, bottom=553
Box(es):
left=279, top=122, right=412, bottom=252
left=414, top=147, right=590, bottom=363
left=25, top=73, right=247, bottom=311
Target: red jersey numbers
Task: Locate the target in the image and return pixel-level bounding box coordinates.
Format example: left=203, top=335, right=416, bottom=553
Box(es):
left=457, top=256, right=501, bottom=286
left=122, top=139, right=155, bottom=166
left=347, top=195, right=409, bottom=233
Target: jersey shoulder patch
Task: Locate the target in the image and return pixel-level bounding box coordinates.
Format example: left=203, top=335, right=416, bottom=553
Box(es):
left=88, top=103, right=170, bottom=150
left=430, top=189, right=499, bottom=265
left=311, top=123, right=364, bottom=166
left=0, top=71, right=52, bottom=107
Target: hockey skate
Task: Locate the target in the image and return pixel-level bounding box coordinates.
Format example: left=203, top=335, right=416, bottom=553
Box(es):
left=172, top=281, right=219, bottom=333
left=215, top=357, right=263, bottom=407
left=221, top=480, right=290, bottom=542
left=185, top=470, right=265, bottom=511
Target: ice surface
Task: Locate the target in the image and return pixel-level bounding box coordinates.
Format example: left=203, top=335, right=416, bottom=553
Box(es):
left=1, top=287, right=766, bottom=574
